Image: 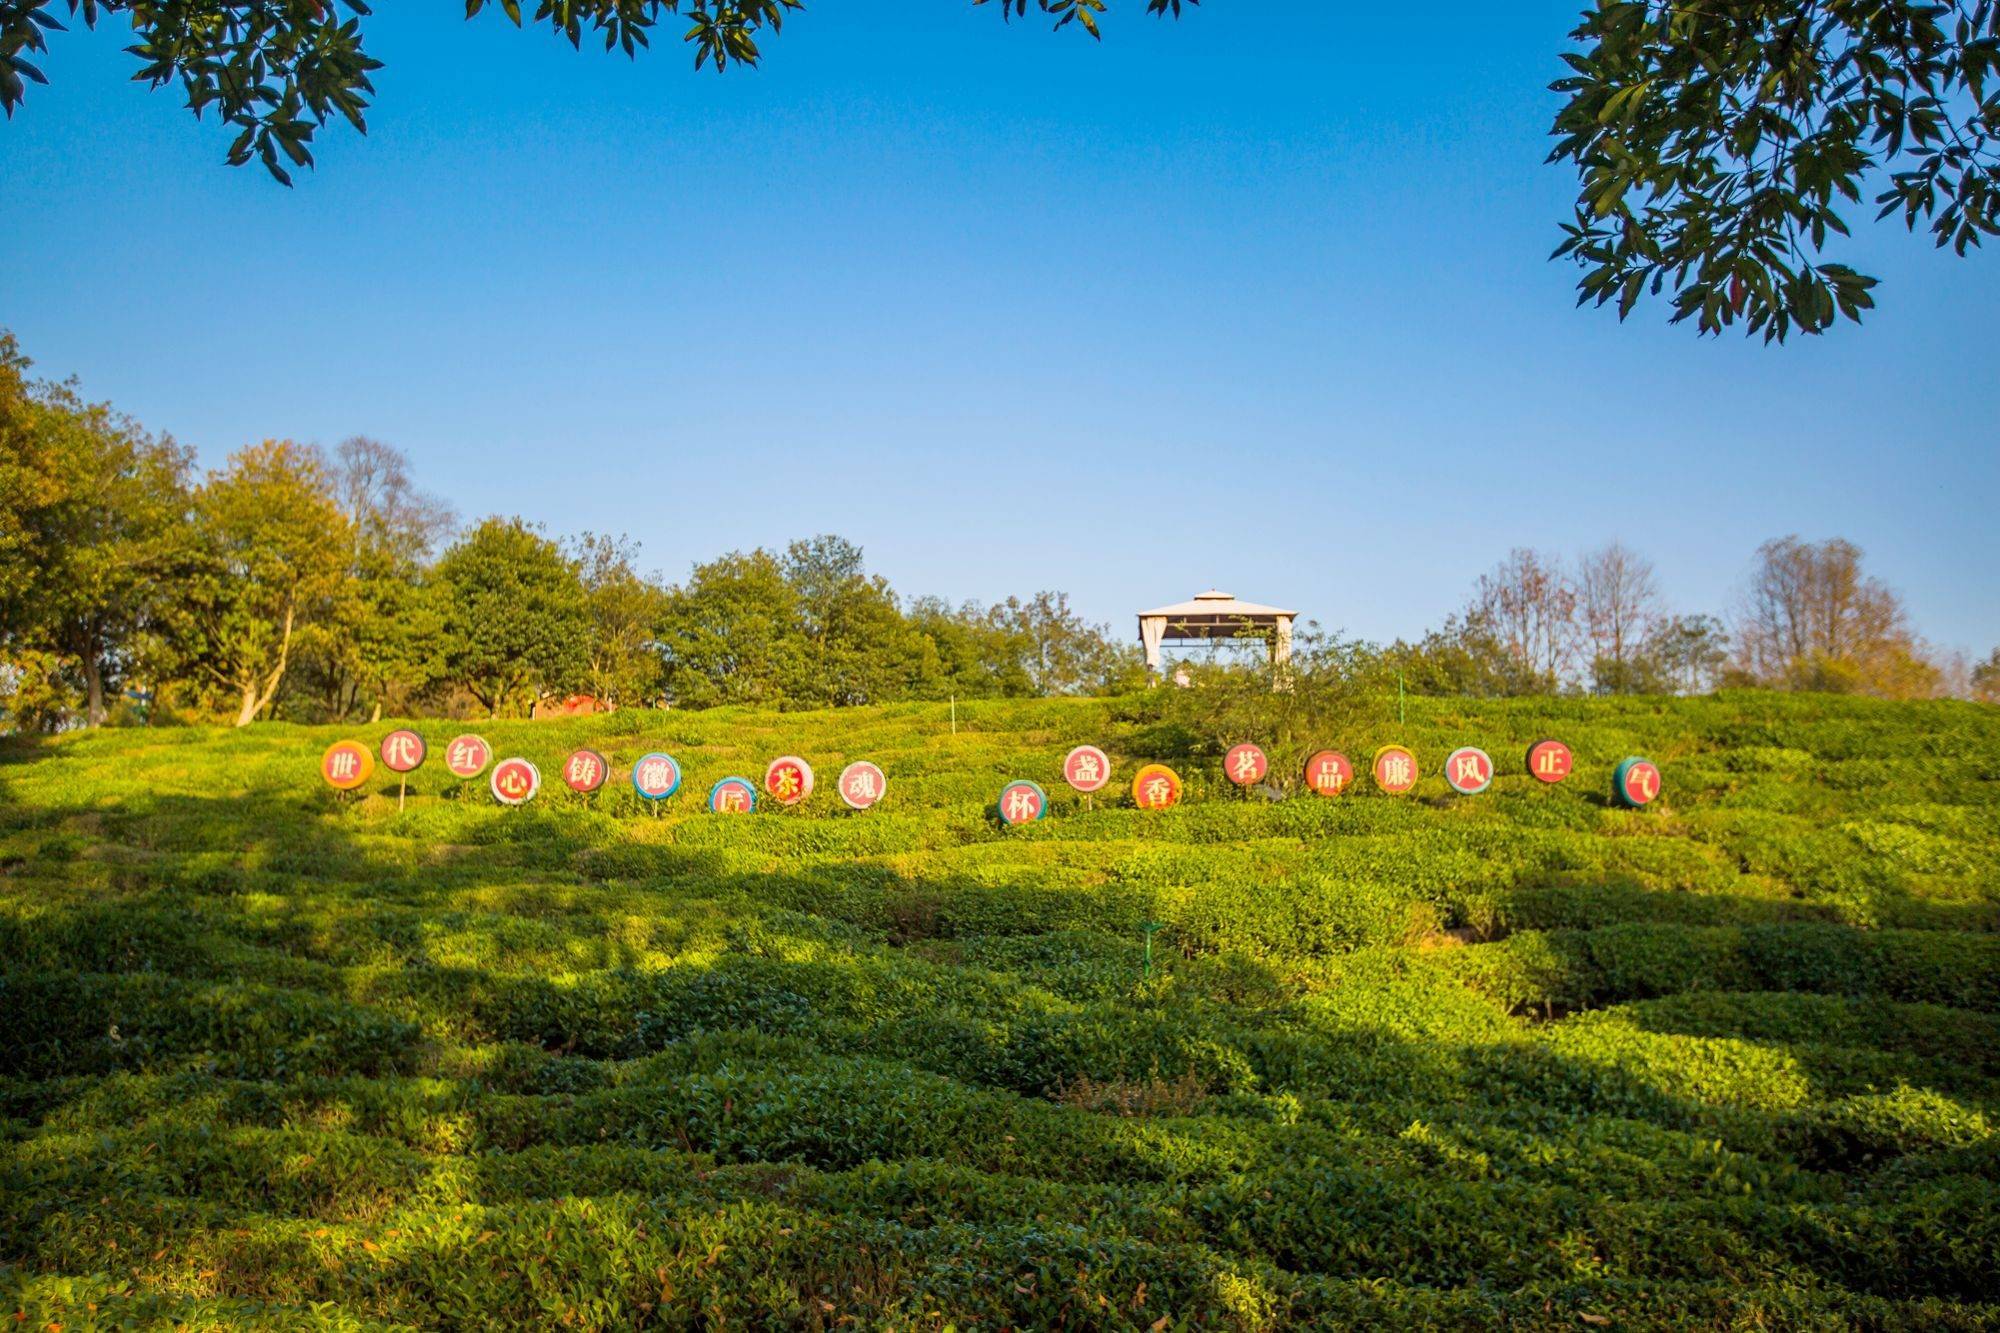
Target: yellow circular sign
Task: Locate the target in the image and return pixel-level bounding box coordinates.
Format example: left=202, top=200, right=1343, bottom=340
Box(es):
left=321, top=739, right=375, bottom=791
left=1131, top=763, right=1184, bottom=811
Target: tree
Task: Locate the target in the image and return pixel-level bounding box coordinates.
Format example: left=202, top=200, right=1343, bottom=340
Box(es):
left=7, top=4, right=1987, bottom=337
left=1469, top=549, right=1579, bottom=690
left=1389, top=611, right=1553, bottom=698
left=435, top=518, right=589, bottom=717
left=984, top=591, right=1139, bottom=696
left=167, top=441, right=351, bottom=726
left=1735, top=535, right=1938, bottom=697
left=1973, top=648, right=2000, bottom=704
left=781, top=535, right=925, bottom=707
left=293, top=437, right=454, bottom=721
left=1638, top=613, right=1731, bottom=696
left=905, top=595, right=1035, bottom=700
left=1551, top=2, right=1997, bottom=341
left=655, top=548, right=808, bottom=709
left=1577, top=541, right=1662, bottom=694
left=2, top=334, right=193, bottom=726
left=569, top=532, right=667, bottom=710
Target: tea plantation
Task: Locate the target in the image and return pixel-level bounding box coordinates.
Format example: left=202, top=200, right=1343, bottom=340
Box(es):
left=3, top=693, right=1997, bottom=1328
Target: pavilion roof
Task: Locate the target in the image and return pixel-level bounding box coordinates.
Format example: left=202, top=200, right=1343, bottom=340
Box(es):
left=1137, top=590, right=1296, bottom=622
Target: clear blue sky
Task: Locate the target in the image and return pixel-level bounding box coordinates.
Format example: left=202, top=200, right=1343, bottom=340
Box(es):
left=5, top=3, right=1995, bottom=657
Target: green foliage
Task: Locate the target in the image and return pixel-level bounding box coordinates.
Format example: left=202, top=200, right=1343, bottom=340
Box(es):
left=435, top=517, right=591, bottom=716
left=0, top=690, right=1996, bottom=1325
left=1550, top=1, right=2000, bottom=340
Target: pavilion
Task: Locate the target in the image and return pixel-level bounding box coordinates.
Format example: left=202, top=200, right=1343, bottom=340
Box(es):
left=1136, top=590, right=1297, bottom=679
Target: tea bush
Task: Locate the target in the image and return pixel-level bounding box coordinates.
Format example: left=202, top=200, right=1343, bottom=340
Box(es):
left=1, top=690, right=1996, bottom=1327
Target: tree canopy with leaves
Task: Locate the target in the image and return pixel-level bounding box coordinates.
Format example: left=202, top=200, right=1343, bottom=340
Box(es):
left=4, top=1, right=1993, bottom=338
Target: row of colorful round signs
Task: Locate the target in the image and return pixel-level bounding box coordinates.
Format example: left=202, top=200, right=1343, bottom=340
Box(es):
left=320, top=731, right=884, bottom=812
left=991, top=740, right=1662, bottom=824
left=321, top=732, right=1662, bottom=818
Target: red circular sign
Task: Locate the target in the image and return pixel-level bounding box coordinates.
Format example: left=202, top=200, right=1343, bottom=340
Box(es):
left=997, top=780, right=1047, bottom=825
left=379, top=729, right=426, bottom=774
left=1224, top=743, right=1270, bottom=786
left=1526, top=738, right=1573, bottom=785
left=321, top=740, right=374, bottom=791
left=765, top=756, right=815, bottom=806
left=1304, top=750, right=1353, bottom=797
left=1062, top=745, right=1112, bottom=794
left=491, top=758, right=540, bottom=806
left=444, top=734, right=492, bottom=779
left=1616, top=758, right=1663, bottom=808
left=1372, top=745, right=1419, bottom=795
left=838, top=761, right=887, bottom=810
left=562, top=748, right=609, bottom=793
left=1444, top=746, right=1495, bottom=795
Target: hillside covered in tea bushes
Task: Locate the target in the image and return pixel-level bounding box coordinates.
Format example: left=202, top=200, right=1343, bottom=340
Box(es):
left=3, top=692, right=1998, bottom=1328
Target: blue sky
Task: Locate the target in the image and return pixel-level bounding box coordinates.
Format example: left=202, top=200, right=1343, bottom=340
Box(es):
left=5, top=2, right=1995, bottom=656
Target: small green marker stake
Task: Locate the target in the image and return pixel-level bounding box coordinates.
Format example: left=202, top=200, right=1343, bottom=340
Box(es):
left=1141, top=920, right=1164, bottom=979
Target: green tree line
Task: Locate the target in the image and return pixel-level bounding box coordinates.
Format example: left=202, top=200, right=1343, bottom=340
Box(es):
left=2, top=330, right=1992, bottom=730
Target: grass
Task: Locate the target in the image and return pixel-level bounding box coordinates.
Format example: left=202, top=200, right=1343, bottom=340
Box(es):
left=1, top=690, right=1997, bottom=1329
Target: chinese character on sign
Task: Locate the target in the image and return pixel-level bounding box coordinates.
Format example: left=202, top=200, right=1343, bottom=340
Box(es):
left=709, top=777, right=757, bottom=814
left=839, top=761, right=886, bottom=810
left=490, top=758, right=541, bottom=807
left=563, top=749, right=608, bottom=794
left=1444, top=746, right=1494, bottom=795
left=1063, top=745, right=1112, bottom=794
left=632, top=753, right=681, bottom=801
left=444, top=735, right=492, bottom=779
left=764, top=756, right=815, bottom=806
left=1526, top=739, right=1573, bottom=784
left=1304, top=751, right=1352, bottom=797
left=997, top=781, right=1047, bottom=826
left=380, top=730, right=426, bottom=774
left=321, top=740, right=374, bottom=791
left=1372, top=745, right=1418, bottom=796
left=1614, top=757, right=1662, bottom=808
left=1129, top=763, right=1183, bottom=811
left=1224, top=744, right=1269, bottom=787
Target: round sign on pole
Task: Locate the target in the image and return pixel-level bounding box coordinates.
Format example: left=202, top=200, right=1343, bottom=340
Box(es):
left=1525, top=738, right=1573, bottom=785
left=321, top=740, right=374, bottom=791
left=1304, top=750, right=1354, bottom=797
left=1131, top=763, right=1183, bottom=811
left=631, top=752, right=683, bottom=801
left=838, top=761, right=887, bottom=810
left=1372, top=744, right=1419, bottom=796
left=379, top=729, right=426, bottom=774
left=562, top=748, right=610, bottom=794
left=491, top=757, right=541, bottom=806
left=997, top=780, right=1047, bottom=825
left=1444, top=746, right=1495, bottom=795
left=764, top=756, right=815, bottom=806
left=1062, top=745, right=1112, bottom=794
left=444, top=734, right=493, bottom=779
left=1224, top=743, right=1269, bottom=787
left=1613, top=757, right=1663, bottom=808
left=709, top=776, right=758, bottom=814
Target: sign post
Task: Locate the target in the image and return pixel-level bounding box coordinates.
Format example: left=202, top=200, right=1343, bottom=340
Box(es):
left=379, top=729, right=426, bottom=811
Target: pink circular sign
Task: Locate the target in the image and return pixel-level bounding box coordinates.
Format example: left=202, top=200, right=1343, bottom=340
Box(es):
left=838, top=761, right=887, bottom=810
left=765, top=756, right=815, bottom=806
left=1063, top=745, right=1112, bottom=794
